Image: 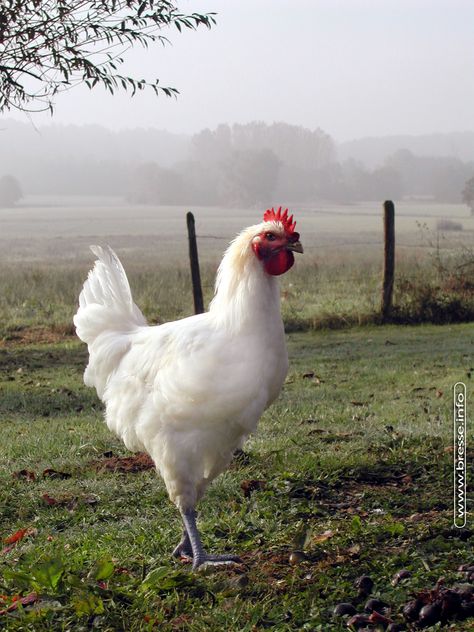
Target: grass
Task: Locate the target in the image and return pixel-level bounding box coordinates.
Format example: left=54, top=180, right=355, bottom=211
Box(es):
left=1, top=324, right=473, bottom=630
left=0, top=245, right=473, bottom=341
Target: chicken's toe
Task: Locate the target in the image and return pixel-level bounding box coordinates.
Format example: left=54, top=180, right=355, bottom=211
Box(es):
left=192, top=552, right=242, bottom=570
left=172, top=530, right=193, bottom=560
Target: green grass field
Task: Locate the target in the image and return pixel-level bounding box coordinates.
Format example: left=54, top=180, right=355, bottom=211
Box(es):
left=1, top=324, right=472, bottom=630
left=0, top=200, right=473, bottom=629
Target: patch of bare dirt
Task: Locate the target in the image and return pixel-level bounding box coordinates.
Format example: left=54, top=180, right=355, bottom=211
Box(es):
left=0, top=325, right=76, bottom=347
left=91, top=452, right=155, bottom=473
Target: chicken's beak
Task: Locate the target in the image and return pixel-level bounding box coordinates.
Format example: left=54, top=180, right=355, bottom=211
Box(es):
left=286, top=241, right=304, bottom=254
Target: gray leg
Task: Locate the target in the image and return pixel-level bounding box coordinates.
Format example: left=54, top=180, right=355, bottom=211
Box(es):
left=181, top=508, right=242, bottom=570
left=172, top=527, right=193, bottom=560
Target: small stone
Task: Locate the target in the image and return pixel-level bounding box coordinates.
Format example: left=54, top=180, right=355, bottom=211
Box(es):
left=346, top=614, right=371, bottom=628
left=391, top=569, right=411, bottom=586
left=364, top=598, right=390, bottom=614
left=417, top=602, right=441, bottom=628
left=333, top=602, right=357, bottom=617
left=288, top=550, right=306, bottom=565
left=402, top=599, right=422, bottom=622
left=354, top=575, right=374, bottom=595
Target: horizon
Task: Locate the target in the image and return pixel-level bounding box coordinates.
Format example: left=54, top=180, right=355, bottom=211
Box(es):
left=2, top=116, right=474, bottom=145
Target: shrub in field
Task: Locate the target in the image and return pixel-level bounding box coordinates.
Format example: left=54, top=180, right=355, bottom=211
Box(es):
left=394, top=274, right=474, bottom=324
left=0, top=174, right=22, bottom=207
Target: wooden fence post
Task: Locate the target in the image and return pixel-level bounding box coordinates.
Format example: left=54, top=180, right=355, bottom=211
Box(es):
left=186, top=211, right=204, bottom=315
left=381, top=200, right=395, bottom=321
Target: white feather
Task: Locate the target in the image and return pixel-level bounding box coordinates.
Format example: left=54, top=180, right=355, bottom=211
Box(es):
left=74, top=222, right=289, bottom=511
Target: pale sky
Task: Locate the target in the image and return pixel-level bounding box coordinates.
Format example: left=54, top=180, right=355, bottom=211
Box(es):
left=4, top=0, right=474, bottom=141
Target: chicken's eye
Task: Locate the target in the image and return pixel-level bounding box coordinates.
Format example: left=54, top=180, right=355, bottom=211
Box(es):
left=265, top=233, right=277, bottom=241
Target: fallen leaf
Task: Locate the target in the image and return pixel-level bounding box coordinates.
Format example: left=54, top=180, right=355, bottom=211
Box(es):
left=12, top=469, right=36, bottom=482
left=3, top=527, right=34, bottom=545
left=240, top=479, right=267, bottom=497
left=2, top=527, right=37, bottom=554
left=0, top=592, right=38, bottom=616
left=42, top=494, right=59, bottom=506
left=436, top=389, right=443, bottom=398
left=313, top=529, right=335, bottom=543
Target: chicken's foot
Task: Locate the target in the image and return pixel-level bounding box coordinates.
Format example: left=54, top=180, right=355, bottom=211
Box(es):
left=172, top=528, right=193, bottom=560
left=181, top=509, right=242, bottom=570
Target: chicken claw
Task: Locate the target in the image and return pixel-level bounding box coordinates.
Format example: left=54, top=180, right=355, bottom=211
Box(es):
left=180, top=509, right=242, bottom=570
left=171, top=530, right=193, bottom=560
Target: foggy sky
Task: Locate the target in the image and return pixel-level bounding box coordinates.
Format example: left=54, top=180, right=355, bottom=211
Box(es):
left=3, top=0, right=474, bottom=141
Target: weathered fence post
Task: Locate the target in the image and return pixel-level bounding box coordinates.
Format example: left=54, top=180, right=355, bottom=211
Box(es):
left=186, top=211, right=204, bottom=315
left=381, top=200, right=395, bottom=321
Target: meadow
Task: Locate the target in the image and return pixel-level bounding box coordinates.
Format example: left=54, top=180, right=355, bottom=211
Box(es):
left=0, top=199, right=473, bottom=629
left=0, top=198, right=473, bottom=338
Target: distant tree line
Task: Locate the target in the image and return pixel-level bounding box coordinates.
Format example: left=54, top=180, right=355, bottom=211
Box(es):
left=127, top=122, right=474, bottom=207
left=1, top=120, right=474, bottom=209
left=127, top=122, right=336, bottom=206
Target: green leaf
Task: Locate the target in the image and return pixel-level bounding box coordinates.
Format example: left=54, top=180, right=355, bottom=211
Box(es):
left=92, top=558, right=115, bottom=581
left=351, top=515, right=363, bottom=533
left=31, top=557, right=65, bottom=591
left=72, top=593, right=105, bottom=616
left=384, top=521, right=405, bottom=537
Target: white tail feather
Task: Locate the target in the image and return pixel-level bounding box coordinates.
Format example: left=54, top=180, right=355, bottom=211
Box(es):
left=74, top=245, right=147, bottom=398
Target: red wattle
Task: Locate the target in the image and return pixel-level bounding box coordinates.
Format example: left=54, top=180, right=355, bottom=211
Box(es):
left=263, top=250, right=294, bottom=276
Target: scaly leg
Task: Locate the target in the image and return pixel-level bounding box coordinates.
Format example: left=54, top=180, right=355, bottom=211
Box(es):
left=172, top=527, right=193, bottom=560
left=180, top=508, right=242, bottom=570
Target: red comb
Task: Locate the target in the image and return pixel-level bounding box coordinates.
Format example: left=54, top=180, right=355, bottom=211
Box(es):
left=263, top=207, right=296, bottom=235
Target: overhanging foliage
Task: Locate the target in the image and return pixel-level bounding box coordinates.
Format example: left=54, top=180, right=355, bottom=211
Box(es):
left=0, top=0, right=215, bottom=113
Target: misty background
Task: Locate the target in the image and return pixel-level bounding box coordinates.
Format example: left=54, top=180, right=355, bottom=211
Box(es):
left=1, top=0, right=473, bottom=210
left=1, top=121, right=474, bottom=207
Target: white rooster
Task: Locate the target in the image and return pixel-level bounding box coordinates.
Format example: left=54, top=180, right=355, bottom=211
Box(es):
left=74, top=207, right=303, bottom=569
